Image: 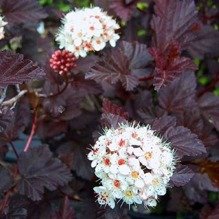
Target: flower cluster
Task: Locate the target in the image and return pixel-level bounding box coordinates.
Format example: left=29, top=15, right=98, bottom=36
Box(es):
left=49, top=50, right=77, bottom=75
left=56, top=7, right=120, bottom=58
left=0, top=15, right=7, bottom=40
left=88, top=124, right=175, bottom=208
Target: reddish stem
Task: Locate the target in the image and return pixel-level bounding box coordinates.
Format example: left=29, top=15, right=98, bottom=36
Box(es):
left=48, top=75, right=68, bottom=98
left=139, top=75, right=154, bottom=81
left=24, top=114, right=38, bottom=152
left=62, top=196, right=68, bottom=219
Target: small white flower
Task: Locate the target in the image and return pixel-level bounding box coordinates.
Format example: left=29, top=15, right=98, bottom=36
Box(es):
left=87, top=123, right=175, bottom=209
left=0, top=15, right=7, bottom=40
left=56, top=7, right=120, bottom=58
left=94, top=186, right=115, bottom=208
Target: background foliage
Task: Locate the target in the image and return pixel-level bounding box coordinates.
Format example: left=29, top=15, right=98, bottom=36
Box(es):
left=0, top=0, right=218, bottom=218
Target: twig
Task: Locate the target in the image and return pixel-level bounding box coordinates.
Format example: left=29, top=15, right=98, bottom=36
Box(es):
left=9, top=142, right=19, bottom=159
left=34, top=76, right=69, bottom=99
left=48, top=75, right=69, bottom=98
left=23, top=113, right=38, bottom=152
left=2, top=90, right=27, bottom=107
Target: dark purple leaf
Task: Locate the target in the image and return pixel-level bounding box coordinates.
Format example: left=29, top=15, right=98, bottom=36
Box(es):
left=158, top=72, right=197, bottom=113
left=152, top=115, right=176, bottom=136
left=71, top=144, right=94, bottom=180
left=184, top=173, right=219, bottom=204
left=170, top=165, right=195, bottom=187
left=36, top=120, right=68, bottom=139
left=207, top=204, right=219, bottom=219
left=0, top=167, right=13, bottom=194
left=150, top=44, right=197, bottom=90
left=187, top=25, right=219, bottom=59
left=152, top=115, right=207, bottom=158
left=0, top=107, right=14, bottom=133
left=0, top=51, right=45, bottom=88
left=198, top=92, right=219, bottom=131
left=164, top=126, right=206, bottom=158
left=110, top=0, right=136, bottom=21
left=0, top=0, right=47, bottom=25
left=175, top=109, right=219, bottom=148
left=43, top=85, right=82, bottom=121
left=17, top=146, right=72, bottom=201
left=52, top=197, right=76, bottom=219
left=86, top=41, right=152, bottom=91
left=151, top=0, right=200, bottom=51
left=101, top=99, right=128, bottom=128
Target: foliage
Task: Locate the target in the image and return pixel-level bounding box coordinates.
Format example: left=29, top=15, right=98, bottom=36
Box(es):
left=0, top=0, right=218, bottom=218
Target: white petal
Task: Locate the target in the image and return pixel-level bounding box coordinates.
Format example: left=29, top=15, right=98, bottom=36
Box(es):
left=135, top=179, right=145, bottom=188
left=118, top=165, right=130, bottom=175
left=133, top=148, right=143, bottom=157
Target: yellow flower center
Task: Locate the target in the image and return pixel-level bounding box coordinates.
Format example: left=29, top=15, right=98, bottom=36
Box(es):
left=131, top=171, right=139, bottom=179
left=144, top=152, right=152, bottom=160
left=152, top=178, right=160, bottom=186
left=125, top=190, right=133, bottom=197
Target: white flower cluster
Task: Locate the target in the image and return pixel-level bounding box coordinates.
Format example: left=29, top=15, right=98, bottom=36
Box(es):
left=0, top=15, right=7, bottom=40
left=56, top=7, right=120, bottom=58
left=88, top=124, right=175, bottom=209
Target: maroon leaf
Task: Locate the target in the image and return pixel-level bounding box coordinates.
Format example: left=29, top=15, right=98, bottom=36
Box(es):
left=152, top=115, right=207, bottom=158
left=0, top=166, right=13, bottom=194
left=0, top=0, right=47, bottom=25
left=207, top=204, right=219, bottom=219
left=71, top=144, right=94, bottom=180
left=187, top=25, right=219, bottom=59
left=164, top=126, right=206, bottom=159
left=198, top=92, right=219, bottom=131
left=150, top=44, right=197, bottom=90
left=0, top=51, right=45, bottom=88
left=158, top=72, right=197, bottom=113
left=152, top=115, right=176, bottom=136
left=86, top=41, right=152, bottom=91
left=175, top=109, right=219, bottom=148
left=151, top=0, right=200, bottom=51
left=0, top=107, right=14, bottom=133
left=110, top=0, right=136, bottom=21
left=170, top=165, right=195, bottom=187
left=101, top=99, right=128, bottom=128
left=52, top=197, right=76, bottom=219
left=43, top=85, right=82, bottom=121
left=17, top=146, right=72, bottom=201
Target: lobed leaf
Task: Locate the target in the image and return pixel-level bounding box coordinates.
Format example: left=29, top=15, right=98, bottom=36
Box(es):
left=198, top=92, right=219, bottom=131
left=0, top=166, right=13, bottom=194
left=101, top=99, right=128, bottom=128
left=150, top=44, right=197, bottom=90
left=170, top=165, right=195, bottom=187
left=151, top=0, right=200, bottom=51
left=0, top=0, right=47, bottom=25
left=158, top=72, right=197, bottom=112
left=187, top=25, right=219, bottom=59
left=110, top=0, right=136, bottom=21
left=152, top=115, right=207, bottom=158
left=17, top=146, right=72, bottom=201
left=0, top=51, right=45, bottom=88
left=71, top=144, right=94, bottom=180
left=86, top=41, right=152, bottom=91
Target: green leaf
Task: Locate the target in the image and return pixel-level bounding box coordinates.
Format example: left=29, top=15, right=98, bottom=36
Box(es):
left=198, top=76, right=210, bottom=86
left=39, top=0, right=53, bottom=6
left=136, top=2, right=148, bottom=11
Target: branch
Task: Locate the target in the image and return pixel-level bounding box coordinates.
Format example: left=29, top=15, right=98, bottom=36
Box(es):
left=23, top=113, right=38, bottom=152
left=1, top=90, right=27, bottom=107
